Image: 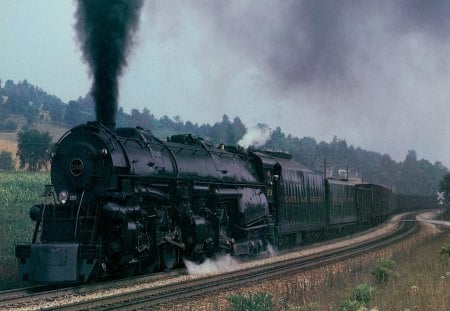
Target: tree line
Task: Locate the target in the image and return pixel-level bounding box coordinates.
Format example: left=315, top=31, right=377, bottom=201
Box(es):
left=0, top=79, right=448, bottom=195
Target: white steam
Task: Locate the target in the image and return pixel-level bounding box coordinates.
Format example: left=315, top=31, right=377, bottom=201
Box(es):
left=238, top=125, right=272, bottom=149
left=267, top=244, right=277, bottom=257
left=184, top=254, right=240, bottom=275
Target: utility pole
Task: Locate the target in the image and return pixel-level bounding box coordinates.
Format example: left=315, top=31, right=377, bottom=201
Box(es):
left=320, top=158, right=330, bottom=178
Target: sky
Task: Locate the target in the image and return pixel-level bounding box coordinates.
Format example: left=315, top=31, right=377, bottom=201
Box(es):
left=1, top=0, right=450, bottom=167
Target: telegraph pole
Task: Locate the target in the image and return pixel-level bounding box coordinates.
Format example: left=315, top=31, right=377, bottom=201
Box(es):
left=320, top=158, right=330, bottom=178
left=437, top=191, right=445, bottom=221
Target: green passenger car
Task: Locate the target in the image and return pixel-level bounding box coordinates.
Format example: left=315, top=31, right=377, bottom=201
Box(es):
left=276, top=158, right=327, bottom=234
left=325, top=179, right=357, bottom=225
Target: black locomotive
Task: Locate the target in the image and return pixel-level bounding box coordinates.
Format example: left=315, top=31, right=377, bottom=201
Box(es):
left=16, top=121, right=397, bottom=283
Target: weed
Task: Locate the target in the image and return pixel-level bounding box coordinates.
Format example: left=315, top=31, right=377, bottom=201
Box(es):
left=0, top=171, right=49, bottom=289
left=370, top=257, right=397, bottom=284
left=440, top=243, right=450, bottom=266
left=227, top=291, right=273, bottom=311
left=339, top=283, right=375, bottom=311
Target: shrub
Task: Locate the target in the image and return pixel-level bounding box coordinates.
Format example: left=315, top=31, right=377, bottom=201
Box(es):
left=227, top=291, right=273, bottom=311
left=0, top=120, right=17, bottom=131
left=0, top=151, right=15, bottom=170
left=340, top=283, right=375, bottom=311
left=440, top=244, right=450, bottom=257
left=440, top=243, right=450, bottom=265
left=339, top=297, right=365, bottom=311
left=371, top=257, right=397, bottom=283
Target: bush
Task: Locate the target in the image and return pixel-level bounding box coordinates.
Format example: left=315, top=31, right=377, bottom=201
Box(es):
left=0, top=120, right=17, bottom=131
left=371, top=257, right=397, bottom=283
left=340, top=283, right=375, bottom=311
left=0, top=151, right=14, bottom=170
left=440, top=243, right=450, bottom=265
left=227, top=291, right=273, bottom=311
left=440, top=244, right=450, bottom=257
left=339, top=297, right=365, bottom=311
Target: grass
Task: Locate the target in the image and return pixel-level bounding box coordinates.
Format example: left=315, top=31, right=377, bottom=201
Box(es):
left=0, top=171, right=50, bottom=290
left=167, top=212, right=450, bottom=310
left=259, top=228, right=450, bottom=311
left=215, top=229, right=450, bottom=311
left=1, top=169, right=448, bottom=309
left=370, top=232, right=450, bottom=310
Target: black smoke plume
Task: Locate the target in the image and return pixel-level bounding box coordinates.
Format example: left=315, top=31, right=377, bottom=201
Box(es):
left=75, top=0, right=143, bottom=124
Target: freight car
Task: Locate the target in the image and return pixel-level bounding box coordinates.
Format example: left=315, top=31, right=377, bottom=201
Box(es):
left=15, top=122, right=401, bottom=283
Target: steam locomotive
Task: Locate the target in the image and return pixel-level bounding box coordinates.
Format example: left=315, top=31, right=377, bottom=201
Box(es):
left=16, top=121, right=396, bottom=283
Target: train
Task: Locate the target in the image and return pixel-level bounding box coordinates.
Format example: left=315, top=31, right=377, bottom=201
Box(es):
left=14, top=121, right=431, bottom=283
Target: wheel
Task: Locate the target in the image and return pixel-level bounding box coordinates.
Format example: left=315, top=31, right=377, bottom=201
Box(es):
left=143, top=256, right=158, bottom=274
left=161, top=244, right=179, bottom=270
left=87, top=261, right=105, bottom=283
left=121, top=263, right=137, bottom=277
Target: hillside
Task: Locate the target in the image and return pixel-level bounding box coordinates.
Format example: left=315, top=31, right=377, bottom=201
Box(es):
left=0, top=116, right=69, bottom=169
left=0, top=78, right=448, bottom=195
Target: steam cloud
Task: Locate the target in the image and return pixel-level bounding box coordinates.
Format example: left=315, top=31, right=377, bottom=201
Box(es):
left=184, top=254, right=240, bottom=274
left=75, top=0, right=144, bottom=124
left=238, top=124, right=272, bottom=149
left=187, top=0, right=450, bottom=92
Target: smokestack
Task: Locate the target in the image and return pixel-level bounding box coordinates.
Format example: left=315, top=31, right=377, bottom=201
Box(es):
left=75, top=0, right=144, bottom=125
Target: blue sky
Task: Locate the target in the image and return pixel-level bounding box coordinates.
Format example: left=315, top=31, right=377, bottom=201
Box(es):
left=2, top=1, right=450, bottom=168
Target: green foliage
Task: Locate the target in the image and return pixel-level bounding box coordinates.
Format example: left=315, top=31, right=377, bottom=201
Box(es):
left=439, top=173, right=450, bottom=202
left=339, top=297, right=365, bottom=311
left=17, top=128, right=52, bottom=171
left=64, top=98, right=95, bottom=126
left=339, top=283, right=375, bottom=311
left=441, top=244, right=450, bottom=257
left=0, top=79, right=64, bottom=124
left=0, top=171, right=50, bottom=289
left=0, top=119, right=17, bottom=131
left=349, top=283, right=375, bottom=305
left=1, top=78, right=448, bottom=195
left=227, top=291, right=273, bottom=311
left=371, top=257, right=397, bottom=283
left=440, top=243, right=450, bottom=266
left=0, top=151, right=15, bottom=170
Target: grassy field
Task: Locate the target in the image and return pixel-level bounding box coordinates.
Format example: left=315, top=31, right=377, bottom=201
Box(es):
left=171, top=213, right=450, bottom=310
left=218, top=229, right=450, bottom=310
left=0, top=171, right=50, bottom=290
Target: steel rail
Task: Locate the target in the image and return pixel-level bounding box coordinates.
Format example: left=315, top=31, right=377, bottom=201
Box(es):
left=35, top=213, right=418, bottom=311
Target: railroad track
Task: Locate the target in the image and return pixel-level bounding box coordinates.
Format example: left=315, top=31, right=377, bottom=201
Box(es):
left=0, top=270, right=184, bottom=310
left=1, top=212, right=419, bottom=310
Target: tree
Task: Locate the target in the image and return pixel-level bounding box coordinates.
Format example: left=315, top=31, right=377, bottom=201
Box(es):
left=0, top=151, right=15, bottom=170
left=64, top=98, right=95, bottom=126
left=439, top=173, right=450, bottom=200
left=17, top=129, right=52, bottom=171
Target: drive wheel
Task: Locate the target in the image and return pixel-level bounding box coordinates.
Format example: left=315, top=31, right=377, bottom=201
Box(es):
left=121, top=263, right=137, bottom=277
left=87, top=261, right=104, bottom=283
left=161, top=244, right=179, bottom=270
left=143, top=256, right=158, bottom=274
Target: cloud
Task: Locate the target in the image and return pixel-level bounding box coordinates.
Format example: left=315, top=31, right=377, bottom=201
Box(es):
left=134, top=0, right=450, bottom=165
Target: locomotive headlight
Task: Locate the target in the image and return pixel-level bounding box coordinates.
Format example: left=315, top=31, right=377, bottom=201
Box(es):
left=100, top=148, right=108, bottom=156
left=58, top=190, right=69, bottom=204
